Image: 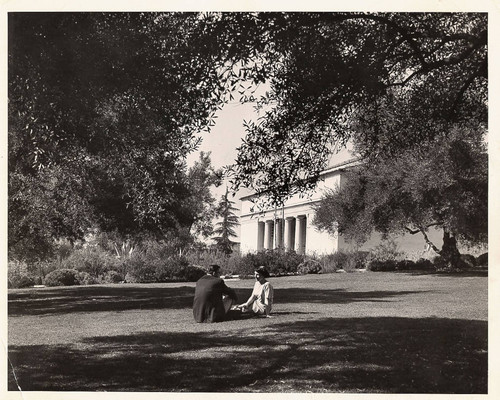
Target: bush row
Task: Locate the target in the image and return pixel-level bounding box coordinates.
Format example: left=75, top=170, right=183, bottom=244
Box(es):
left=366, top=253, right=487, bottom=272
left=367, top=259, right=434, bottom=272
left=8, top=237, right=488, bottom=288
left=42, top=264, right=207, bottom=287
left=8, top=241, right=209, bottom=288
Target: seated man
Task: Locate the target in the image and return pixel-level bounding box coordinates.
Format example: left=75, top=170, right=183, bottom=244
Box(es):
left=193, top=264, right=238, bottom=323
left=237, top=266, right=274, bottom=317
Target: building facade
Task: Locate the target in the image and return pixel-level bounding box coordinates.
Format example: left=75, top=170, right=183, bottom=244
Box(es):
left=239, top=158, right=444, bottom=256
left=240, top=159, right=358, bottom=255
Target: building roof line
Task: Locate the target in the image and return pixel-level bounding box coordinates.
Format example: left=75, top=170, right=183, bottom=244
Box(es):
left=239, top=156, right=362, bottom=201
left=239, top=197, right=322, bottom=218
left=320, top=157, right=362, bottom=175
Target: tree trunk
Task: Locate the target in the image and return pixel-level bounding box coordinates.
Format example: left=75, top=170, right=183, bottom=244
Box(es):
left=440, top=229, right=461, bottom=270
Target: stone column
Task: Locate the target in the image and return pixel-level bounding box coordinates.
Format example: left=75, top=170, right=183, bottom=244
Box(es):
left=257, top=221, right=265, bottom=251
left=275, top=219, right=284, bottom=249
left=265, top=220, right=274, bottom=250
left=296, top=215, right=307, bottom=254
left=285, top=217, right=296, bottom=251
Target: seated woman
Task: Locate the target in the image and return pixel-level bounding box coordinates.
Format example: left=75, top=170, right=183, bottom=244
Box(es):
left=237, top=266, right=274, bottom=317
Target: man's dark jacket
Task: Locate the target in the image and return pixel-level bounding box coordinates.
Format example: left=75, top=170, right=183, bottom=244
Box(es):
left=193, top=275, right=237, bottom=323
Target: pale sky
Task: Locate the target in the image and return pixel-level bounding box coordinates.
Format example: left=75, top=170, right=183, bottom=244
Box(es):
left=187, top=100, right=256, bottom=175
left=185, top=97, right=261, bottom=242
left=186, top=87, right=267, bottom=206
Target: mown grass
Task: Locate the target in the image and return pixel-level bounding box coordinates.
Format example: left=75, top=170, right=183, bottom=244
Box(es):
left=8, top=271, right=487, bottom=393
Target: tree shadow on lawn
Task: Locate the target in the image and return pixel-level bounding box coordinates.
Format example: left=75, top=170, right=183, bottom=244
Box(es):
left=8, top=286, right=199, bottom=316
left=8, top=316, right=486, bottom=393
left=8, top=286, right=426, bottom=317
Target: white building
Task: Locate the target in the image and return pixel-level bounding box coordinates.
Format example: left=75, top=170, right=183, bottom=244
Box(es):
left=239, top=153, right=444, bottom=256
left=240, top=158, right=359, bottom=255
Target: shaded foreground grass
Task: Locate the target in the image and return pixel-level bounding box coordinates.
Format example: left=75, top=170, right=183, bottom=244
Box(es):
left=8, top=272, right=487, bottom=393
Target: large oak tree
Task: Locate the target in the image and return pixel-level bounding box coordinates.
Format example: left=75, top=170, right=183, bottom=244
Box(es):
left=210, top=13, right=487, bottom=204
left=9, top=13, right=226, bottom=260
left=313, top=126, right=487, bottom=268
left=208, top=12, right=487, bottom=266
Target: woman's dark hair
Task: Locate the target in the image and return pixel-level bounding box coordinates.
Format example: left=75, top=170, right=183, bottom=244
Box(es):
left=255, top=266, right=270, bottom=278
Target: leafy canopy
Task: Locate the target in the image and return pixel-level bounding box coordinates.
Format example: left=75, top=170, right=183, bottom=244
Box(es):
left=9, top=12, right=226, bottom=260
left=313, top=126, right=487, bottom=251
left=206, top=12, right=487, bottom=205
left=9, top=12, right=488, bottom=260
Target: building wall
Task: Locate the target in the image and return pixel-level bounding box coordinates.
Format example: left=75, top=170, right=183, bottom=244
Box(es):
left=305, top=212, right=339, bottom=254
left=240, top=217, right=260, bottom=254
left=342, top=228, right=444, bottom=257
left=240, top=169, right=343, bottom=255
left=239, top=161, right=450, bottom=257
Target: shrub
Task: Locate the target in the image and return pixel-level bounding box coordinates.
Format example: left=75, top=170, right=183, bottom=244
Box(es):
left=155, top=256, right=191, bottom=282
left=460, top=254, right=477, bottom=269
left=184, top=248, right=224, bottom=268
left=184, top=249, right=245, bottom=276
left=366, top=239, right=408, bottom=272
left=61, top=246, right=119, bottom=278
left=124, top=272, right=139, bottom=283
left=53, top=239, right=74, bottom=262
left=8, top=259, right=36, bottom=289
left=318, top=251, right=369, bottom=273
left=368, top=257, right=438, bottom=272
left=123, top=239, right=197, bottom=283
left=367, top=260, right=398, bottom=272
left=33, top=260, right=59, bottom=282
left=297, top=259, right=322, bottom=275
left=12, top=275, right=35, bottom=289
left=432, top=254, right=474, bottom=271
left=414, top=258, right=434, bottom=270
left=124, top=251, right=157, bottom=283
left=476, top=252, right=488, bottom=267
left=394, top=260, right=416, bottom=271
left=223, top=253, right=246, bottom=275
left=115, top=239, right=174, bottom=283
left=432, top=256, right=446, bottom=271
left=44, top=269, right=79, bottom=286
left=344, top=251, right=369, bottom=272
left=319, top=252, right=347, bottom=273
left=232, top=254, right=260, bottom=277
left=93, top=230, right=130, bottom=254
left=178, top=265, right=206, bottom=282
left=368, top=238, right=405, bottom=262
left=76, top=271, right=98, bottom=285
left=239, top=250, right=305, bottom=276
left=99, top=270, right=124, bottom=284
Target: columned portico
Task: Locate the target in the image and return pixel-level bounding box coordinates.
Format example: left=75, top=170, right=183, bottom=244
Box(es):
left=239, top=156, right=364, bottom=255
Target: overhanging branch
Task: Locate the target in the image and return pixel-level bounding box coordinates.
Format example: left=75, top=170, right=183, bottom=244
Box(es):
left=404, top=223, right=442, bottom=254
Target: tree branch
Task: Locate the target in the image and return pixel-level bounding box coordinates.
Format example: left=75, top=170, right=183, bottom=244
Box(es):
left=404, top=224, right=442, bottom=254
left=448, top=59, right=487, bottom=118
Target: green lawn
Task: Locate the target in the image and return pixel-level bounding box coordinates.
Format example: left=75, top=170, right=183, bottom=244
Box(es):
left=8, top=271, right=487, bottom=393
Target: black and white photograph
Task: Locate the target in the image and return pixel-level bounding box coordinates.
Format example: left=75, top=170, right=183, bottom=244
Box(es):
left=3, top=1, right=497, bottom=398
